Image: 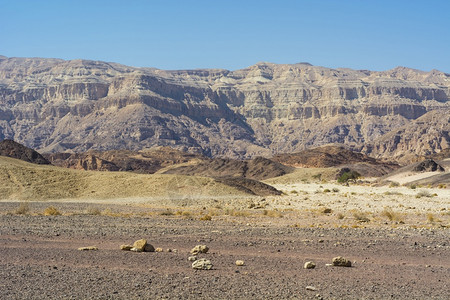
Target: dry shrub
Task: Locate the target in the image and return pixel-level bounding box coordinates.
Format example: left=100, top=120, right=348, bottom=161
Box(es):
left=415, top=190, right=433, bottom=198
left=322, top=208, right=332, bottom=214
left=15, top=202, right=30, bottom=215
left=352, top=210, right=370, bottom=222
left=44, top=206, right=61, bottom=216
left=86, top=206, right=101, bottom=215
left=381, top=207, right=403, bottom=222
left=160, top=209, right=174, bottom=216
left=263, top=209, right=283, bottom=218
left=199, top=214, right=212, bottom=221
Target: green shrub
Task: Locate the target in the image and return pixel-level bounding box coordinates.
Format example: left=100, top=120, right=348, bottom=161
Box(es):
left=337, top=171, right=360, bottom=183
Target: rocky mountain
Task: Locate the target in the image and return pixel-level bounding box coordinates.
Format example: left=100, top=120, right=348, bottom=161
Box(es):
left=0, top=56, right=449, bottom=161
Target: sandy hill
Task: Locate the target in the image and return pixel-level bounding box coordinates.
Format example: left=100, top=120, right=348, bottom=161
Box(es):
left=272, top=145, right=399, bottom=177
left=0, top=156, right=279, bottom=200
left=380, top=159, right=449, bottom=186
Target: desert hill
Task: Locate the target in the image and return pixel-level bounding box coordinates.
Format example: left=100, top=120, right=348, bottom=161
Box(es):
left=0, top=156, right=280, bottom=200
left=380, top=158, right=449, bottom=187
left=0, top=56, right=449, bottom=162
left=272, top=145, right=399, bottom=177
left=0, top=139, right=50, bottom=164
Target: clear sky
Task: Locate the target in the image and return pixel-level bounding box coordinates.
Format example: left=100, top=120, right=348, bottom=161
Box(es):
left=1, top=0, right=449, bottom=72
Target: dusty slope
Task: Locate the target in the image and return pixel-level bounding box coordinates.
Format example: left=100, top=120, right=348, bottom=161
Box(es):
left=0, top=156, right=262, bottom=200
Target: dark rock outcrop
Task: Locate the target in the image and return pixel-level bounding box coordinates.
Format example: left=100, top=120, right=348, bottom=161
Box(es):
left=0, top=139, right=50, bottom=164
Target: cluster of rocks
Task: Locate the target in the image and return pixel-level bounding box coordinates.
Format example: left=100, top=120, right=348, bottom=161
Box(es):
left=79, top=241, right=350, bottom=272
left=304, top=256, right=352, bottom=269
left=120, top=239, right=155, bottom=252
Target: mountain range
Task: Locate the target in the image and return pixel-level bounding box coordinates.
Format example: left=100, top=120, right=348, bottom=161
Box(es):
left=0, top=55, right=448, bottom=163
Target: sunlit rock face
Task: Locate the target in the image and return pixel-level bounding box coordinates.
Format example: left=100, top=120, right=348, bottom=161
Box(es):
left=0, top=56, right=448, bottom=161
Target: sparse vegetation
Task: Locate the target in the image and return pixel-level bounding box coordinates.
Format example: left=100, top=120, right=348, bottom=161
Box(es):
left=160, top=209, right=174, bottom=216
left=352, top=210, right=370, bottom=222
left=409, top=184, right=417, bottom=190
left=415, top=190, right=434, bottom=198
left=337, top=213, right=345, bottom=220
left=199, top=214, right=212, bottom=221
left=332, top=188, right=340, bottom=193
left=381, top=207, right=403, bottom=222
left=389, top=181, right=400, bottom=187
left=322, top=208, right=332, bottom=214
left=14, top=202, right=30, bottom=215
left=86, top=206, right=101, bottom=215
left=437, top=184, right=446, bottom=189
left=263, top=209, right=283, bottom=218
left=323, top=188, right=331, bottom=193
left=44, top=206, right=61, bottom=216
left=337, top=171, right=360, bottom=183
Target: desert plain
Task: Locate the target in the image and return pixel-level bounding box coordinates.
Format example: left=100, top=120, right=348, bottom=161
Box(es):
left=1, top=159, right=449, bottom=299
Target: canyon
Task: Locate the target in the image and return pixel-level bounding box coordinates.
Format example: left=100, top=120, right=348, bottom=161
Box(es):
left=0, top=55, right=449, bottom=162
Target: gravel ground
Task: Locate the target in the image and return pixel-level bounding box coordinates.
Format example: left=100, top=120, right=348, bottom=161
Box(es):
left=0, top=202, right=449, bottom=299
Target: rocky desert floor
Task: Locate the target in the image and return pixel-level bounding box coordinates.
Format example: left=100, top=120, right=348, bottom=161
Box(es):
left=1, top=181, right=449, bottom=300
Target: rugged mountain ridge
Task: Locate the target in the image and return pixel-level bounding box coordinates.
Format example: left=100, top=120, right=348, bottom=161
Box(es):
left=1, top=56, right=449, bottom=161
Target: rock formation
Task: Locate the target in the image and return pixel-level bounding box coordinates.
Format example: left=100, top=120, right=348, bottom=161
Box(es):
left=1, top=56, right=449, bottom=162
left=0, top=139, right=50, bottom=164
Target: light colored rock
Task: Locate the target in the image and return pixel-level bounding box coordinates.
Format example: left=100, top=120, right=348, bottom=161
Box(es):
left=188, top=256, right=197, bottom=261
left=332, top=256, right=352, bottom=267
left=235, top=260, right=245, bottom=266
left=155, top=247, right=163, bottom=252
left=130, top=247, right=142, bottom=252
left=190, top=245, right=209, bottom=255
left=132, top=239, right=147, bottom=252
left=304, top=261, right=316, bottom=269
left=78, top=246, right=98, bottom=251
left=120, top=244, right=133, bottom=251
left=306, top=286, right=317, bottom=291
left=192, top=258, right=213, bottom=270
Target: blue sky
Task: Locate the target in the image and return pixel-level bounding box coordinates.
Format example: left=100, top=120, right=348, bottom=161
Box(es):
left=1, top=0, right=449, bottom=72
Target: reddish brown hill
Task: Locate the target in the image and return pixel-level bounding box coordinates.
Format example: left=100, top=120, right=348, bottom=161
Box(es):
left=45, top=147, right=205, bottom=173
left=0, top=139, right=50, bottom=165
left=272, top=145, right=399, bottom=177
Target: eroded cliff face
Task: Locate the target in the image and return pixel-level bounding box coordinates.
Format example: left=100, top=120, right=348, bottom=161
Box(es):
left=0, top=56, right=449, bottom=161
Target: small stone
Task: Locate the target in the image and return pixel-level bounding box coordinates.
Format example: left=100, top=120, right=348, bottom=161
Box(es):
left=167, top=248, right=172, bottom=252
left=144, top=243, right=155, bottom=252
left=132, top=239, right=147, bottom=252
left=172, top=249, right=178, bottom=253
left=155, top=248, right=163, bottom=252
left=304, top=261, right=316, bottom=269
left=325, top=263, right=333, bottom=267
left=120, top=244, right=133, bottom=251
left=188, top=256, right=197, bottom=261
left=190, top=245, right=209, bottom=255
left=318, top=239, right=324, bottom=243
left=192, top=258, right=213, bottom=270
left=130, top=247, right=142, bottom=252
left=235, top=260, right=245, bottom=266
left=78, top=246, right=98, bottom=251
left=306, top=286, right=317, bottom=291
left=332, top=256, right=352, bottom=267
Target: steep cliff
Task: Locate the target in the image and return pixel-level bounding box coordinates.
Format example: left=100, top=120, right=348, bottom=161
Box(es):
left=1, top=56, right=449, bottom=161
